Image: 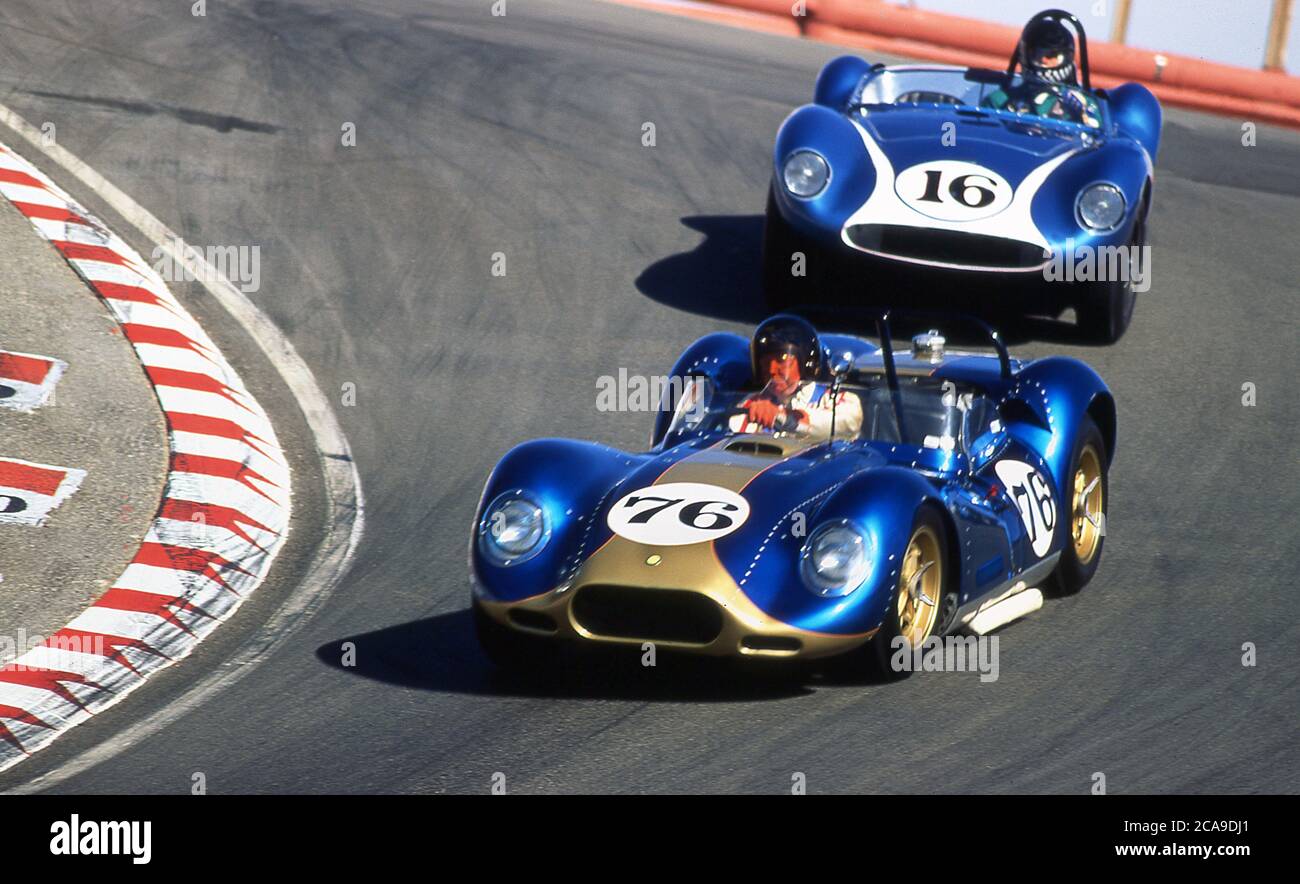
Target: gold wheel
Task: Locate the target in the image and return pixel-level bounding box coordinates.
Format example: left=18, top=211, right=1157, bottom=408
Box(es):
left=1071, top=444, right=1104, bottom=565
left=896, top=524, right=942, bottom=647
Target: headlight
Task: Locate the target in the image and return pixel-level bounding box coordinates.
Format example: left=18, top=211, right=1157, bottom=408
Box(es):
left=800, top=521, right=871, bottom=597
left=1076, top=183, right=1125, bottom=231
left=782, top=150, right=830, bottom=198
left=479, top=491, right=549, bottom=565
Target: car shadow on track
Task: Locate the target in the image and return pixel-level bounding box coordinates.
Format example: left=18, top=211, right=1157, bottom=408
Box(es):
left=637, top=214, right=1098, bottom=347
left=315, top=610, right=901, bottom=702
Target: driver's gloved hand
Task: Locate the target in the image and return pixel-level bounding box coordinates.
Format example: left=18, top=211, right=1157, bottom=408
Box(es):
left=1059, top=88, right=1085, bottom=116
left=744, top=399, right=781, bottom=429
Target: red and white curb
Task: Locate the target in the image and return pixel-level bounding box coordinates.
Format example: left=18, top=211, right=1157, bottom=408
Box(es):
left=0, top=140, right=290, bottom=770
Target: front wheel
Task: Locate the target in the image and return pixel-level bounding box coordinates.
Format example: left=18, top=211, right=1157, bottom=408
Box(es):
left=1048, top=415, right=1109, bottom=596
left=862, top=507, right=950, bottom=679
left=1076, top=208, right=1147, bottom=343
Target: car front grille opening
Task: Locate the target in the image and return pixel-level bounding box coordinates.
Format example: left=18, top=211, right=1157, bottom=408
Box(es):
left=572, top=585, right=724, bottom=645
left=508, top=609, right=558, bottom=633
left=845, top=224, right=1047, bottom=270
left=741, top=635, right=802, bottom=655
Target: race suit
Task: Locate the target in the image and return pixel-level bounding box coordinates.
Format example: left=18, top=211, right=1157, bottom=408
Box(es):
left=983, top=81, right=1101, bottom=128
left=728, top=380, right=864, bottom=441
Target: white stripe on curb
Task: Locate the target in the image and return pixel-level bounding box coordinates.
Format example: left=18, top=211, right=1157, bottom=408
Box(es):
left=0, top=103, right=363, bottom=781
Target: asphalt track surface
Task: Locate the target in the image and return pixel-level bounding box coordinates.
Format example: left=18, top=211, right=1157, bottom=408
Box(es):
left=0, top=0, right=1296, bottom=794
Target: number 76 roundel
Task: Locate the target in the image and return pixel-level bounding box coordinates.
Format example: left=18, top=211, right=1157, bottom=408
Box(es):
left=993, top=459, right=1057, bottom=558
left=607, top=482, right=751, bottom=546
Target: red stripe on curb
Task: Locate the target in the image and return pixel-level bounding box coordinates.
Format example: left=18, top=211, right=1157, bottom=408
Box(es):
left=170, top=452, right=280, bottom=502
left=165, top=411, right=275, bottom=459
left=46, top=627, right=167, bottom=674
left=91, top=281, right=169, bottom=307
left=144, top=365, right=250, bottom=409
left=0, top=668, right=101, bottom=711
left=159, top=497, right=276, bottom=551
left=10, top=201, right=94, bottom=226
left=93, top=588, right=210, bottom=633
left=0, top=168, right=49, bottom=190
left=121, top=323, right=214, bottom=357
left=52, top=240, right=135, bottom=267
left=130, top=541, right=255, bottom=584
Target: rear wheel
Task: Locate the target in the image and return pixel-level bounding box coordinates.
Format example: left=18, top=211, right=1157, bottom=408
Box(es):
left=1048, top=415, right=1108, bottom=596
left=863, top=507, right=950, bottom=679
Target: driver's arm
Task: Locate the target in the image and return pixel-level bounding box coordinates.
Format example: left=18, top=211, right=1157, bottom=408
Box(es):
left=793, top=390, right=863, bottom=439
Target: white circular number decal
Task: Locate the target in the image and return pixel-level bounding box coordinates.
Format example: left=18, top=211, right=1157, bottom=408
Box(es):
left=994, top=460, right=1056, bottom=558
left=607, top=482, right=750, bottom=546
left=895, top=160, right=1014, bottom=222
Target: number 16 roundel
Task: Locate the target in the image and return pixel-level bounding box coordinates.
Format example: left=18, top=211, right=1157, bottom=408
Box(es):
left=607, top=482, right=751, bottom=546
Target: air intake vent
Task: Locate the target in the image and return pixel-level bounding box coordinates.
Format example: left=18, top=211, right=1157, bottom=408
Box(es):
left=572, top=586, right=723, bottom=645
left=725, top=440, right=784, bottom=457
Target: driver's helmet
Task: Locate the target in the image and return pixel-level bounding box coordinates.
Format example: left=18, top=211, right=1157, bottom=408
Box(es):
left=1019, top=17, right=1077, bottom=85
left=751, top=314, right=823, bottom=385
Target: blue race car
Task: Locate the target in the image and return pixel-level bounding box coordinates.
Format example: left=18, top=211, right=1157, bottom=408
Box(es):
left=470, top=313, right=1114, bottom=674
left=764, top=10, right=1160, bottom=343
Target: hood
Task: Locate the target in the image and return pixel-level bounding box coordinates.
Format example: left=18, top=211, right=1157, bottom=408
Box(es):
left=862, top=108, right=1082, bottom=169
left=591, top=436, right=885, bottom=557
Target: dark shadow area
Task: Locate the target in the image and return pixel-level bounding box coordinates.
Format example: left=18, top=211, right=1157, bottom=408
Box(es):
left=316, top=610, right=905, bottom=701
left=636, top=215, right=770, bottom=325
left=638, top=214, right=1107, bottom=347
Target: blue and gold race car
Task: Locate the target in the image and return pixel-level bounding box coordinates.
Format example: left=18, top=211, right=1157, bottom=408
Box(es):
left=764, top=10, right=1160, bottom=342
left=470, top=313, right=1114, bottom=673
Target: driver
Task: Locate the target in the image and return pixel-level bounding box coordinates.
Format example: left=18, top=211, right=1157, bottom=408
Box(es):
left=729, top=315, right=863, bottom=440
left=983, top=16, right=1101, bottom=128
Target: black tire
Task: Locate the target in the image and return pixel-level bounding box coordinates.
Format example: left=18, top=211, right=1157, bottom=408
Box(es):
left=761, top=186, right=829, bottom=314
left=1075, top=200, right=1148, bottom=343
left=862, top=506, right=951, bottom=680
left=1048, top=415, right=1109, bottom=597
left=473, top=601, right=558, bottom=670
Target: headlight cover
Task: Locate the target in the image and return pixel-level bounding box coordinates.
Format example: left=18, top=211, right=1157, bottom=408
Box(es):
left=479, top=491, right=549, bottom=566
left=1076, top=183, right=1126, bottom=231
left=783, top=150, right=830, bottom=199
left=800, top=520, right=872, bottom=597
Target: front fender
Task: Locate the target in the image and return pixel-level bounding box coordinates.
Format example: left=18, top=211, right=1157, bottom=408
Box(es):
left=731, top=466, right=941, bottom=636
left=773, top=104, right=877, bottom=243
left=814, top=55, right=873, bottom=109
left=472, top=439, right=644, bottom=602
left=1033, top=141, right=1151, bottom=252
left=1107, top=82, right=1162, bottom=161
